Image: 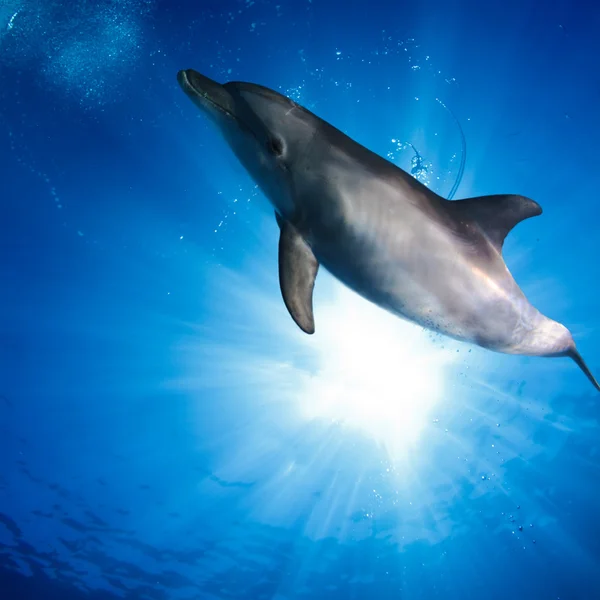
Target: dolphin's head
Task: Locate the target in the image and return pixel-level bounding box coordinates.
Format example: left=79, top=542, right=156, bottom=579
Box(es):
left=177, top=69, right=318, bottom=218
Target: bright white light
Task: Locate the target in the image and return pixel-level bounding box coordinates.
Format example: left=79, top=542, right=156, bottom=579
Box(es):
left=172, top=246, right=462, bottom=463
left=296, top=281, right=459, bottom=459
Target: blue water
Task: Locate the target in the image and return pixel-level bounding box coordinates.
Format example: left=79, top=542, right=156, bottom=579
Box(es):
left=1, top=0, right=599, bottom=598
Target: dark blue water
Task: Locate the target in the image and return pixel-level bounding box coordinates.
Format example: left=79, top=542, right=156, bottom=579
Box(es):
left=1, top=1, right=599, bottom=598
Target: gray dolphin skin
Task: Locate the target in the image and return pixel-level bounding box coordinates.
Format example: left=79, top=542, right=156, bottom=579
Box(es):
left=177, top=69, right=599, bottom=392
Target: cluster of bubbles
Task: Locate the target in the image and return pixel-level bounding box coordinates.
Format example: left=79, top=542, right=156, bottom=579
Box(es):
left=0, top=2, right=20, bottom=38
left=386, top=139, right=432, bottom=186
left=0, top=0, right=155, bottom=244
left=1, top=0, right=154, bottom=107
left=377, top=33, right=459, bottom=86
left=371, top=33, right=466, bottom=198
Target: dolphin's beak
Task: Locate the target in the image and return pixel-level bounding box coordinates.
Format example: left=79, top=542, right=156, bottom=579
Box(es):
left=177, top=69, right=235, bottom=120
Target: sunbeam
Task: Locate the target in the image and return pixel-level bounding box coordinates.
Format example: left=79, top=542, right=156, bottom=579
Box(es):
left=171, top=230, right=465, bottom=466
left=294, top=283, right=460, bottom=459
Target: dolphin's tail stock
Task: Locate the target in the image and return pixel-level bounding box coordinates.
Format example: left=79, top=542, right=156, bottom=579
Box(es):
left=567, top=347, right=600, bottom=392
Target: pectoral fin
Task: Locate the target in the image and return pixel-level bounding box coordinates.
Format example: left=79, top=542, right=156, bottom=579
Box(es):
left=276, top=212, right=319, bottom=334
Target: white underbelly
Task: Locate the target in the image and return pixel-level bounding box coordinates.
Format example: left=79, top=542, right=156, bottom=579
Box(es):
left=310, top=207, right=525, bottom=348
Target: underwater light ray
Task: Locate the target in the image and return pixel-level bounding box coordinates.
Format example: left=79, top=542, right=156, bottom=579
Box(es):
left=304, top=470, right=350, bottom=539
left=337, top=475, right=368, bottom=531
left=176, top=233, right=478, bottom=480
left=246, top=432, right=349, bottom=526
left=293, top=291, right=461, bottom=459
left=172, top=239, right=576, bottom=548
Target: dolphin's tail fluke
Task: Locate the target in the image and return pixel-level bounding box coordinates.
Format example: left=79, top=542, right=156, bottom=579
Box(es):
left=568, top=347, right=600, bottom=392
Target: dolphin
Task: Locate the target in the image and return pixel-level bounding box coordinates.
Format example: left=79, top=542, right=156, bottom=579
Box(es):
left=177, top=69, right=599, bottom=392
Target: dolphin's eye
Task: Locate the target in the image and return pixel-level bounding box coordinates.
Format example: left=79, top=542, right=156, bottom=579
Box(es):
left=268, top=136, right=284, bottom=157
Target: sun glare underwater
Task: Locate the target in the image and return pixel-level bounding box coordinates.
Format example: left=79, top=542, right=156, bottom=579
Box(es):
left=1, top=0, right=600, bottom=598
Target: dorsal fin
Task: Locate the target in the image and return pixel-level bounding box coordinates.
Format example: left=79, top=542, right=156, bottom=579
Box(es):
left=445, top=194, right=543, bottom=251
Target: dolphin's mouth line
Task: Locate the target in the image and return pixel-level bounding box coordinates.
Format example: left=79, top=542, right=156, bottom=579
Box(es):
left=179, top=70, right=270, bottom=152
left=178, top=70, right=238, bottom=122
